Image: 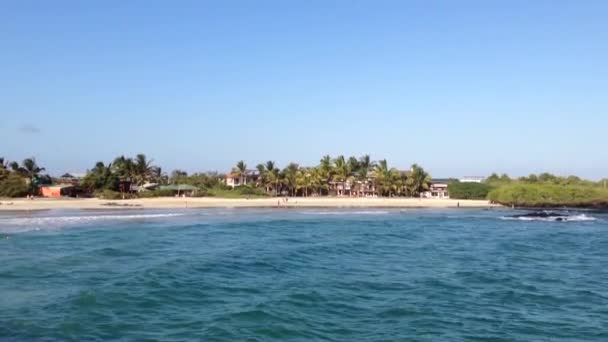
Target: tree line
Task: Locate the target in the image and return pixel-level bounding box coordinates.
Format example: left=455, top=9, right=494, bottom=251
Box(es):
left=0, top=157, right=48, bottom=197
left=230, top=155, right=432, bottom=197
left=84, top=153, right=434, bottom=197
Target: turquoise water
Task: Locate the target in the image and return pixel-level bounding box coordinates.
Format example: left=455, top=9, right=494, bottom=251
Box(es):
left=1, top=208, right=607, bottom=341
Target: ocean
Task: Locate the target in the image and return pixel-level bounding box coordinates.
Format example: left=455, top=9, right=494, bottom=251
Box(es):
left=1, top=208, right=607, bottom=341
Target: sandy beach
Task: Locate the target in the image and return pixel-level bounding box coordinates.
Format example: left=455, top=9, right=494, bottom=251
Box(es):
left=0, top=197, right=498, bottom=211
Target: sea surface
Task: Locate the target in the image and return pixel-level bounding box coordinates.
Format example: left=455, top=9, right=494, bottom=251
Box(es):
left=1, top=208, right=607, bottom=341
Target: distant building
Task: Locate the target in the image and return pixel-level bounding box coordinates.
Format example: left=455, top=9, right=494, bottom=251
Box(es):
left=57, top=172, right=85, bottom=185
left=39, top=184, right=79, bottom=198
left=225, top=170, right=260, bottom=188
left=422, top=179, right=450, bottom=199
left=459, top=176, right=485, bottom=183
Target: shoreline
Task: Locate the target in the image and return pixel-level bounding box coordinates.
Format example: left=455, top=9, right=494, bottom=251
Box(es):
left=0, top=197, right=499, bottom=211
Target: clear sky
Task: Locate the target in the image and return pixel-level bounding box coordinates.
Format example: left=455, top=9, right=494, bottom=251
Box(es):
left=1, top=0, right=607, bottom=179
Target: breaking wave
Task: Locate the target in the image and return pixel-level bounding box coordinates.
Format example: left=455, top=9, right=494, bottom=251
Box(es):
left=0, top=213, right=185, bottom=232
left=500, top=211, right=596, bottom=222
left=300, top=210, right=390, bottom=216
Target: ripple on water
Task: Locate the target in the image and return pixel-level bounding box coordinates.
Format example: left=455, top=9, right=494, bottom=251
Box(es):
left=1, top=209, right=607, bottom=341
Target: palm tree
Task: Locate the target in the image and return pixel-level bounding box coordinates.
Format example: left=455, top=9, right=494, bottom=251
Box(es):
left=10, top=158, right=46, bottom=194
left=267, top=161, right=281, bottom=196
left=296, top=168, right=314, bottom=197
left=256, top=163, right=267, bottom=191
left=231, top=160, right=247, bottom=186
left=112, top=155, right=135, bottom=183
left=319, top=155, right=333, bottom=178
left=283, top=163, right=299, bottom=196
left=257, top=161, right=280, bottom=195
left=332, top=155, right=351, bottom=196
left=82, top=162, right=118, bottom=191
left=310, top=167, right=326, bottom=196
left=348, top=156, right=360, bottom=174
left=355, top=155, right=375, bottom=197
left=133, top=154, right=156, bottom=186
left=373, top=159, right=398, bottom=197
left=407, top=164, right=431, bottom=197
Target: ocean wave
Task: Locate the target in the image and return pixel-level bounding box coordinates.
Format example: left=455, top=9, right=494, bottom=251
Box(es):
left=500, top=213, right=596, bottom=222
left=300, top=210, right=390, bottom=216
left=0, top=213, right=184, bottom=230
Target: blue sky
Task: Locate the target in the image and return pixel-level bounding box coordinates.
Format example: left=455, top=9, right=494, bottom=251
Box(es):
left=1, top=1, right=607, bottom=179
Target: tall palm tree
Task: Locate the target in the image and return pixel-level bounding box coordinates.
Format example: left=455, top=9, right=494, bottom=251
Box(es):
left=283, top=163, right=299, bottom=196
left=348, top=156, right=360, bottom=174
left=332, top=155, right=351, bottom=196
left=373, top=159, right=398, bottom=197
left=296, top=168, right=314, bottom=197
left=356, top=155, right=375, bottom=197
left=232, top=160, right=247, bottom=186
left=256, top=163, right=267, bottom=191
left=407, top=164, right=432, bottom=196
left=310, top=167, right=326, bottom=196
left=10, top=158, right=45, bottom=194
left=268, top=161, right=281, bottom=196
left=112, top=155, right=135, bottom=183
left=82, top=162, right=118, bottom=191
left=133, top=154, right=155, bottom=185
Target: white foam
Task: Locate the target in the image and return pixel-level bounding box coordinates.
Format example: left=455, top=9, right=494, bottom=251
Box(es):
left=500, top=214, right=597, bottom=222
left=0, top=213, right=184, bottom=231
left=301, top=210, right=390, bottom=216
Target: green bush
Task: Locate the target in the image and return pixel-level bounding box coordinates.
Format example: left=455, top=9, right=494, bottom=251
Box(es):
left=0, top=173, right=29, bottom=198
left=93, top=189, right=131, bottom=200
left=448, top=182, right=492, bottom=200
left=487, top=184, right=608, bottom=207
left=207, top=185, right=267, bottom=198
left=136, top=189, right=176, bottom=198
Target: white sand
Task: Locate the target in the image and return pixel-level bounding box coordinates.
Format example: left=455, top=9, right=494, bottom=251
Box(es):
left=0, top=197, right=498, bottom=211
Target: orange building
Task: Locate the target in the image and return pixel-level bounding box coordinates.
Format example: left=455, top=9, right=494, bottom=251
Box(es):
left=39, top=185, right=75, bottom=198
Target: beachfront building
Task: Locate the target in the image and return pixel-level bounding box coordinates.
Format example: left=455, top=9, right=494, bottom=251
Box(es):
left=329, top=177, right=379, bottom=197
left=57, top=172, right=85, bottom=185
left=225, top=170, right=260, bottom=188
left=459, top=176, right=485, bottom=183
left=328, top=180, right=352, bottom=196
left=422, top=179, right=450, bottom=199
left=39, top=184, right=79, bottom=198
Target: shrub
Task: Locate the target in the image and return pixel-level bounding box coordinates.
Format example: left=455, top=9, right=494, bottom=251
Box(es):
left=94, top=189, right=128, bottom=200
left=207, top=185, right=267, bottom=198
left=0, top=173, right=29, bottom=197
left=487, top=184, right=607, bottom=207
left=448, top=182, right=492, bottom=200
left=137, top=189, right=176, bottom=198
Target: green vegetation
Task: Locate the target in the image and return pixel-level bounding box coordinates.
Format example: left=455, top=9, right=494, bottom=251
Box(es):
left=0, top=157, right=47, bottom=197
left=0, top=172, right=29, bottom=197
left=5, top=153, right=606, bottom=206
left=448, top=182, right=492, bottom=200
left=485, top=173, right=608, bottom=207
left=207, top=185, right=266, bottom=198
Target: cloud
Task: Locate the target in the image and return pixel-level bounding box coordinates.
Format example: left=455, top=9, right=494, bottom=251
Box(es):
left=19, top=124, right=41, bottom=134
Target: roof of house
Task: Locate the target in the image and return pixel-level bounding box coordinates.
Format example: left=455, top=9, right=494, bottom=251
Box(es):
left=40, top=184, right=75, bottom=189
left=431, top=178, right=452, bottom=184
left=226, top=170, right=260, bottom=178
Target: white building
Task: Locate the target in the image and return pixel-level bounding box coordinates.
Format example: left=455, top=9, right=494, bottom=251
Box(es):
left=225, top=170, right=260, bottom=188
left=459, top=176, right=485, bottom=183
left=422, top=179, right=450, bottom=199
